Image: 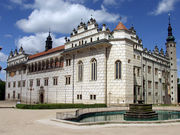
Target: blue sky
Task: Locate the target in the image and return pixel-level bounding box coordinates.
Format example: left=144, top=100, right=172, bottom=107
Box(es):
left=0, top=0, right=180, bottom=80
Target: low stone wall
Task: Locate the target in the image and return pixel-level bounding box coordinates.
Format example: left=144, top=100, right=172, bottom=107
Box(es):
left=56, top=106, right=180, bottom=121
left=56, top=111, right=77, bottom=120
left=56, top=107, right=128, bottom=120
left=153, top=106, right=180, bottom=111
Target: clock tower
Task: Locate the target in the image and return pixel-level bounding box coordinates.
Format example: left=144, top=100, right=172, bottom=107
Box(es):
left=166, top=14, right=177, bottom=104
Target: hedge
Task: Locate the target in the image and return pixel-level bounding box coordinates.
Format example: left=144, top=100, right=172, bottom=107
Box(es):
left=16, top=103, right=107, bottom=109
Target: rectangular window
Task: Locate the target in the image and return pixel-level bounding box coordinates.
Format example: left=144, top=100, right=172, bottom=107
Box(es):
left=148, top=81, right=152, bottom=89
left=30, top=80, right=33, bottom=87
left=23, top=81, right=26, bottom=87
left=65, top=76, right=71, bottom=85
left=155, top=82, right=158, bottom=89
left=90, top=94, right=96, bottom=100
left=66, top=59, right=71, bottom=66
left=162, top=71, right=165, bottom=77
left=115, top=61, right=121, bottom=79
left=36, top=79, right=40, bottom=86
left=23, top=69, right=26, bottom=74
left=18, top=81, right=21, bottom=87
left=13, top=81, right=16, bottom=87
left=44, top=78, right=49, bottom=86
left=8, top=93, right=10, bottom=99
left=78, top=62, right=83, bottom=82
left=19, top=70, right=21, bottom=74
left=90, top=37, right=93, bottom=42
left=137, top=68, right=140, bottom=77
left=143, top=64, right=145, bottom=72
left=53, top=77, right=58, bottom=85
left=77, top=94, right=82, bottom=100
left=8, top=82, right=11, bottom=88
left=18, top=93, right=20, bottom=99
left=13, top=91, right=15, bottom=99
left=148, top=66, right=151, bottom=74
left=155, top=68, right=158, bottom=76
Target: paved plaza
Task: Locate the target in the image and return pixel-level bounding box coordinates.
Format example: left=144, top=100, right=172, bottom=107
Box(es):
left=0, top=101, right=180, bottom=135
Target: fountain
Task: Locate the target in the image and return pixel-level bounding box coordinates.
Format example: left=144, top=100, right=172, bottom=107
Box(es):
left=124, top=100, right=158, bottom=120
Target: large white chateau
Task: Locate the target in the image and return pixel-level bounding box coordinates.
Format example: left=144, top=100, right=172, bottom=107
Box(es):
left=5, top=17, right=178, bottom=105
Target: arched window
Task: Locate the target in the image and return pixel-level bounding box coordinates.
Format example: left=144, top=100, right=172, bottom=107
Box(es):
left=38, top=62, right=41, bottom=71
left=31, top=64, right=34, bottom=72
left=60, top=57, right=64, bottom=68
left=46, top=60, right=49, bottom=69
left=50, top=58, right=54, bottom=68
left=42, top=61, right=45, bottom=70
left=115, top=60, right=121, bottom=79
left=35, top=63, right=38, bottom=71
left=78, top=61, right=83, bottom=81
left=55, top=57, right=59, bottom=68
left=28, top=65, right=31, bottom=72
left=91, top=58, right=97, bottom=81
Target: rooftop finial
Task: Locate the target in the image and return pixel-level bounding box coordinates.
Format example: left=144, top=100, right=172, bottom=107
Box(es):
left=49, top=27, right=51, bottom=35
left=168, top=13, right=171, bottom=25
left=120, top=16, right=122, bottom=22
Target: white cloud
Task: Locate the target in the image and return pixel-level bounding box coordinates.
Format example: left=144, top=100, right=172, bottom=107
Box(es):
left=151, top=0, right=179, bottom=15
left=10, top=0, right=23, bottom=5
left=4, top=34, right=13, bottom=38
left=102, top=0, right=132, bottom=6
left=0, top=52, right=8, bottom=62
left=16, top=33, right=65, bottom=54
left=16, top=0, right=121, bottom=34
left=103, top=0, right=116, bottom=5
left=9, top=0, right=34, bottom=9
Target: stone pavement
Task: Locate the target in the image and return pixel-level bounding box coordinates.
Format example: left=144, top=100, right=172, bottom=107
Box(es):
left=0, top=101, right=16, bottom=108
left=0, top=102, right=180, bottom=135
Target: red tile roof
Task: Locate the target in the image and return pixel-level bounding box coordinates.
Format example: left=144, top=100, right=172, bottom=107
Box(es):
left=28, top=45, right=64, bottom=60
left=114, top=22, right=128, bottom=30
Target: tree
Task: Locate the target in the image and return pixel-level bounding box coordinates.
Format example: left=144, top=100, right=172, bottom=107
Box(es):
left=0, top=80, right=5, bottom=100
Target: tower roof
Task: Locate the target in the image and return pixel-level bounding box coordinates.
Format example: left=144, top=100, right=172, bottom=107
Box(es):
left=166, top=14, right=175, bottom=42
left=114, top=22, right=127, bottom=30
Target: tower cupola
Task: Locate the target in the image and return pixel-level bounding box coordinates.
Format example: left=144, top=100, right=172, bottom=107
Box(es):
left=45, top=32, right=53, bottom=51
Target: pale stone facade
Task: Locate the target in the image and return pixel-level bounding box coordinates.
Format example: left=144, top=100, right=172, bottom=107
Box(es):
left=5, top=18, right=178, bottom=105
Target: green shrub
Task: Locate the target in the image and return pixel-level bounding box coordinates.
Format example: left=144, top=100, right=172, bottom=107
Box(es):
left=16, top=103, right=107, bottom=109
